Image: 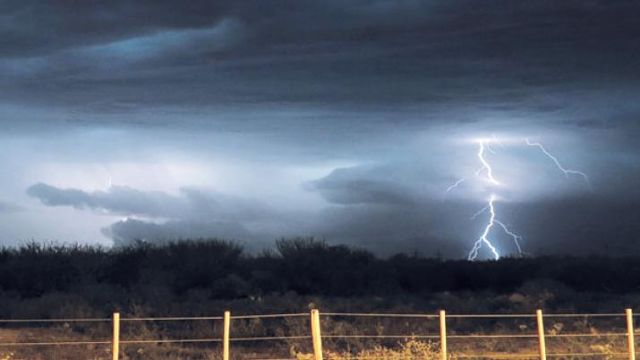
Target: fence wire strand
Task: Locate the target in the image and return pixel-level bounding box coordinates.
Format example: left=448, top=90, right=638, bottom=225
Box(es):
left=0, top=318, right=111, bottom=323
left=323, top=312, right=438, bottom=318
left=230, top=313, right=308, bottom=320
left=0, top=340, right=111, bottom=346
left=121, top=316, right=223, bottom=322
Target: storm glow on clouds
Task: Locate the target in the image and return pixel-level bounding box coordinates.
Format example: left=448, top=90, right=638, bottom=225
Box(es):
left=1, top=1, right=640, bottom=258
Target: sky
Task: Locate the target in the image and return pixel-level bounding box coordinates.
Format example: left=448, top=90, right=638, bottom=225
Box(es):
left=1, top=0, right=640, bottom=258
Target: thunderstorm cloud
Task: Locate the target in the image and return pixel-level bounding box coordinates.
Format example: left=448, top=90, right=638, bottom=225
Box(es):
left=0, top=1, right=639, bottom=257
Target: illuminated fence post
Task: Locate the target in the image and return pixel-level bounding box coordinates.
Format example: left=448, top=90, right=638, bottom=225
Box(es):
left=439, top=310, right=448, bottom=360
left=536, top=309, right=547, bottom=360
left=310, top=309, right=324, bottom=360
left=112, top=312, right=120, bottom=360
left=223, top=311, right=231, bottom=360
left=627, top=308, right=636, bottom=360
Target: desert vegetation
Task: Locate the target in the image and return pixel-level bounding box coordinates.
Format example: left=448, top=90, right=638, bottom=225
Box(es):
left=0, top=238, right=639, bottom=359
left=0, top=238, right=638, bottom=315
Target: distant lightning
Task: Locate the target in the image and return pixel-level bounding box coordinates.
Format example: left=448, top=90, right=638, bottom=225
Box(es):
left=470, top=203, right=490, bottom=220
left=525, top=138, right=592, bottom=189
left=445, top=178, right=466, bottom=194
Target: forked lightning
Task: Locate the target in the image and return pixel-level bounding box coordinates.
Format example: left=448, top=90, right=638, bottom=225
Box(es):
left=446, top=137, right=589, bottom=260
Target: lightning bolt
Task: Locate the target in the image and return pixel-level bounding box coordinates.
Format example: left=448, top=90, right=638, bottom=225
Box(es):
left=447, top=139, right=523, bottom=260
left=467, top=194, right=524, bottom=260
left=525, top=138, right=592, bottom=190
left=468, top=194, right=500, bottom=260
left=477, top=140, right=500, bottom=185
left=445, top=137, right=501, bottom=195
left=446, top=137, right=589, bottom=260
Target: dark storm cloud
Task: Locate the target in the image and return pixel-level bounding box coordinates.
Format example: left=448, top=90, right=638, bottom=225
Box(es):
left=311, top=189, right=640, bottom=259
left=26, top=183, right=271, bottom=222
left=306, top=159, right=640, bottom=257
left=4, top=1, right=640, bottom=257
left=23, top=159, right=640, bottom=257
left=311, top=202, right=468, bottom=257
left=3, top=0, right=640, bottom=117
left=306, top=162, right=492, bottom=256
left=310, top=195, right=640, bottom=258
left=0, top=0, right=231, bottom=57
left=513, top=196, right=640, bottom=256
left=310, top=165, right=421, bottom=206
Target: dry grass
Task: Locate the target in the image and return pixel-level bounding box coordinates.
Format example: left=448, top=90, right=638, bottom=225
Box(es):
left=0, top=309, right=633, bottom=359
left=291, top=337, right=625, bottom=360
left=294, top=339, right=440, bottom=360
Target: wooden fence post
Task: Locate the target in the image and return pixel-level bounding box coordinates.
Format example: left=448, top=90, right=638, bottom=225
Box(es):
left=536, top=309, right=547, bottom=360
left=439, top=310, right=447, bottom=360
left=112, top=312, right=120, bottom=360
left=627, top=308, right=636, bottom=360
left=223, top=311, right=231, bottom=360
left=310, top=309, right=324, bottom=360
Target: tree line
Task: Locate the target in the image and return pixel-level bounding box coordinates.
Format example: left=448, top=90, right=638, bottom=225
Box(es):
left=0, top=238, right=634, bottom=301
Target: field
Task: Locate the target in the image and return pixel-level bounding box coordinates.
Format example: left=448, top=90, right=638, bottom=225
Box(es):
left=0, top=309, right=636, bottom=359
left=0, top=239, right=639, bottom=359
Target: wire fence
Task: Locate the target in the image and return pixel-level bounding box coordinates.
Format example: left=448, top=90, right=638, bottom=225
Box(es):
left=0, top=309, right=638, bottom=359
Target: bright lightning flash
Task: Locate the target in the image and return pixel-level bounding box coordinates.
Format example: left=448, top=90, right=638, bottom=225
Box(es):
left=444, top=138, right=499, bottom=197
left=470, top=139, right=521, bottom=260
left=446, top=138, right=523, bottom=260
left=467, top=194, right=500, bottom=260
left=467, top=193, right=524, bottom=260
left=477, top=140, right=500, bottom=185
left=446, top=136, right=589, bottom=260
